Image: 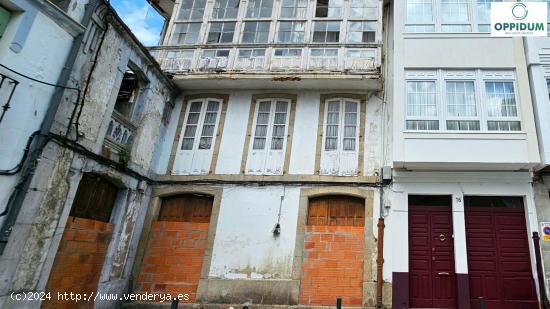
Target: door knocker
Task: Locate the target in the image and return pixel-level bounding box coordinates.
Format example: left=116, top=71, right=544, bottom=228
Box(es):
left=439, top=234, right=446, bottom=242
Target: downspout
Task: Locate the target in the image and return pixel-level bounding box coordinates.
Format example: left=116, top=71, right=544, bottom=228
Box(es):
left=376, top=1, right=391, bottom=307
left=0, top=0, right=100, bottom=252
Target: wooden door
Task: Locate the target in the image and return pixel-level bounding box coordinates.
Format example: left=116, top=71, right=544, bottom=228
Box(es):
left=465, top=196, right=538, bottom=309
left=409, top=196, right=457, bottom=308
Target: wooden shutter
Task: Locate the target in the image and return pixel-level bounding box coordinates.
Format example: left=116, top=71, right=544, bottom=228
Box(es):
left=159, top=194, right=213, bottom=223
left=70, top=174, right=118, bottom=222
left=307, top=195, right=364, bottom=226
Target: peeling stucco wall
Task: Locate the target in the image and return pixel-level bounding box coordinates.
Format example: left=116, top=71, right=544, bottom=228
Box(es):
left=0, top=3, right=176, bottom=308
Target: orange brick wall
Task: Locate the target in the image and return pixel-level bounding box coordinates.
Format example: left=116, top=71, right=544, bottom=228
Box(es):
left=299, top=225, right=364, bottom=306
left=43, top=216, right=114, bottom=309
left=136, top=221, right=209, bottom=302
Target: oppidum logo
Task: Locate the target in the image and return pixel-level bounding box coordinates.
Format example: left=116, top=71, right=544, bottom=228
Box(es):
left=491, top=2, right=547, bottom=37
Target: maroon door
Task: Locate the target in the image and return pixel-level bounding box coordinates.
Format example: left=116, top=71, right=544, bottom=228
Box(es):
left=465, top=196, right=538, bottom=309
left=409, top=197, right=457, bottom=308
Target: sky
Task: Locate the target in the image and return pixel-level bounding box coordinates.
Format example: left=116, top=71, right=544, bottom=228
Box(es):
left=110, top=0, right=165, bottom=46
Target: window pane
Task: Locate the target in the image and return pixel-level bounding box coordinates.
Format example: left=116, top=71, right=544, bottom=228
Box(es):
left=253, top=137, right=266, bottom=149
left=485, top=81, right=518, bottom=117
left=343, top=138, right=355, bottom=151
left=407, top=0, right=433, bottom=23
left=406, top=120, right=439, bottom=130
left=407, top=81, right=437, bottom=117
left=446, top=120, right=480, bottom=131
left=247, top=0, right=273, bottom=17
left=441, top=0, right=470, bottom=23
left=487, top=120, right=521, bottom=131
left=447, top=81, right=477, bottom=117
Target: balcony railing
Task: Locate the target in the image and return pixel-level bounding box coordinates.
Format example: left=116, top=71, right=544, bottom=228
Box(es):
left=105, top=111, right=136, bottom=149
left=151, top=47, right=379, bottom=74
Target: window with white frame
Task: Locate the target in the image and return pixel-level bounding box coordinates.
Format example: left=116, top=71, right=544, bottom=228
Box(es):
left=242, top=21, right=270, bottom=43
left=238, top=49, right=266, bottom=59
left=320, top=98, right=361, bottom=176
left=277, top=21, right=306, bottom=43
left=446, top=81, right=479, bottom=130
left=181, top=100, right=221, bottom=150
left=405, top=0, right=504, bottom=33
left=246, top=99, right=291, bottom=175
left=236, top=48, right=266, bottom=69
left=346, top=48, right=376, bottom=59
left=246, top=0, right=273, bottom=18
left=207, top=22, right=236, bottom=43
left=311, top=48, right=338, bottom=57
left=274, top=48, right=302, bottom=56
left=312, top=21, right=340, bottom=43
left=171, top=23, right=201, bottom=44
left=280, top=0, right=308, bottom=18
left=174, top=99, right=223, bottom=175
left=349, top=0, right=378, bottom=19
left=202, top=49, right=230, bottom=58
left=315, top=0, right=343, bottom=17
left=485, top=81, right=520, bottom=131
left=440, top=0, right=471, bottom=32
left=406, top=80, right=439, bottom=130
left=477, top=0, right=502, bottom=32
left=347, top=21, right=376, bottom=42
left=212, top=0, right=240, bottom=19
left=405, top=70, right=521, bottom=132
left=324, top=100, right=359, bottom=151
left=405, top=0, right=435, bottom=32
left=200, top=49, right=231, bottom=68
left=310, top=48, right=338, bottom=69
left=178, top=0, right=207, bottom=20
left=345, top=49, right=377, bottom=70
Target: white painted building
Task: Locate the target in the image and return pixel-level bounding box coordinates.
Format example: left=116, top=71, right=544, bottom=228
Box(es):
left=0, top=0, right=83, bottom=229
left=386, top=1, right=543, bottom=308
left=136, top=0, right=389, bottom=307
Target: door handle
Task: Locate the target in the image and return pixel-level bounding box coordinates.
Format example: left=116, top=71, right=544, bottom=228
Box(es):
left=438, top=272, right=450, bottom=276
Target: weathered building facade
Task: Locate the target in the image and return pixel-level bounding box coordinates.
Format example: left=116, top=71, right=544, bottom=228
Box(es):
left=386, top=1, right=544, bottom=309
left=0, top=0, right=176, bottom=308
left=3, top=0, right=550, bottom=308
left=136, top=0, right=389, bottom=306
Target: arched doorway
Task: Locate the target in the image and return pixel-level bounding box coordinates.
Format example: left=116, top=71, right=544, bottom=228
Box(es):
left=137, top=194, right=214, bottom=302
left=299, top=195, right=366, bottom=306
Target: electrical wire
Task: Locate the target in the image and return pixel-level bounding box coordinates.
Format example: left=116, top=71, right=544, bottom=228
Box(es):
left=0, top=131, right=39, bottom=175
left=68, top=9, right=111, bottom=140
left=0, top=63, right=81, bottom=175
left=0, top=64, right=80, bottom=92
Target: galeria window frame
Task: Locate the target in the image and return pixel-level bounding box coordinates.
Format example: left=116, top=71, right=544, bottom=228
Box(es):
left=404, top=69, right=522, bottom=133
left=177, top=0, right=207, bottom=21
left=404, top=0, right=504, bottom=33
left=171, top=23, right=202, bottom=44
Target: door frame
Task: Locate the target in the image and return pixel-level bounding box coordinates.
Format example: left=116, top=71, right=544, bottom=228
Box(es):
left=292, top=186, right=379, bottom=307
left=408, top=195, right=457, bottom=309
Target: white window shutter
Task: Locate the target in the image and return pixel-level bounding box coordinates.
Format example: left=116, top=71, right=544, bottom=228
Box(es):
left=320, top=99, right=360, bottom=176
left=265, top=100, right=290, bottom=175
left=247, top=99, right=290, bottom=175
left=247, top=100, right=271, bottom=175
left=173, top=99, right=222, bottom=175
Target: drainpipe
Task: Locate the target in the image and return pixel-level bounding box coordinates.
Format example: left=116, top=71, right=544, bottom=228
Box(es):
left=375, top=2, right=392, bottom=307
left=376, top=213, right=385, bottom=308
left=0, top=0, right=101, bottom=252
